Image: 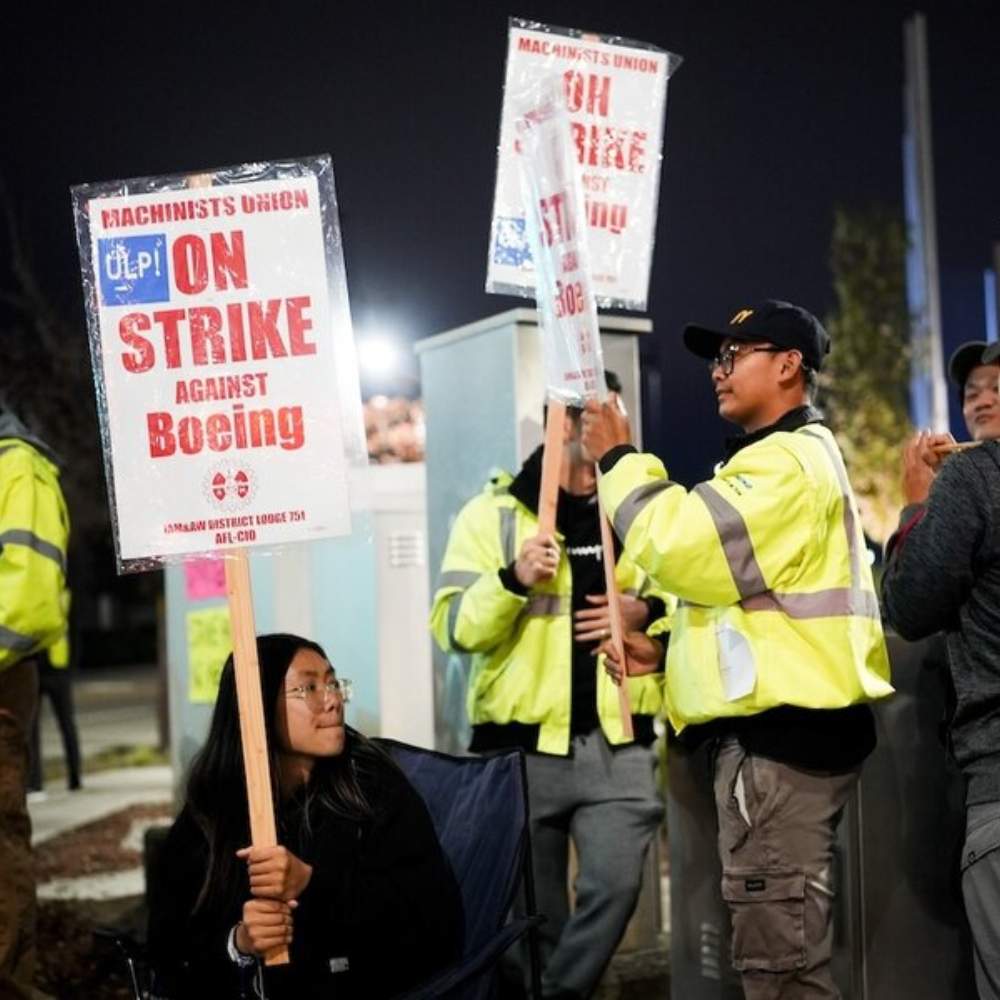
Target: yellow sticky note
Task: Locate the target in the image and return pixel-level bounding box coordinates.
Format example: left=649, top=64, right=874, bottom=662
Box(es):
left=187, top=605, right=232, bottom=703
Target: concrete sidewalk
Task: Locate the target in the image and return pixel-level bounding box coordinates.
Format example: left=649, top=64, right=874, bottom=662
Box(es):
left=30, top=765, right=174, bottom=901
left=29, top=765, right=173, bottom=846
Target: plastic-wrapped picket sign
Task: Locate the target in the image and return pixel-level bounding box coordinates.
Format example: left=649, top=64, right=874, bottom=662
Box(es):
left=487, top=18, right=682, bottom=312
left=515, top=77, right=607, bottom=407
left=72, top=156, right=367, bottom=573
left=515, top=79, right=636, bottom=737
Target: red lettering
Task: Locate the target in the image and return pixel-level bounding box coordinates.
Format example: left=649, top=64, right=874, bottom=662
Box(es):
left=151, top=309, right=186, bottom=368
left=210, top=231, right=248, bottom=290
left=189, top=307, right=226, bottom=365
left=172, top=235, right=208, bottom=294
left=248, top=301, right=287, bottom=359
left=119, top=313, right=155, bottom=373
left=147, top=412, right=175, bottom=457
left=286, top=297, right=316, bottom=356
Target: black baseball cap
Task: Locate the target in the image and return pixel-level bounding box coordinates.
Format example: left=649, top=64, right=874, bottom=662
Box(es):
left=683, top=300, right=831, bottom=372
left=950, top=341, right=995, bottom=387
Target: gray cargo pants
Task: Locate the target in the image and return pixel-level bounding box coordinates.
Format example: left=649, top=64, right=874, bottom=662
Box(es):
left=714, top=736, right=858, bottom=1000
left=962, top=800, right=1000, bottom=999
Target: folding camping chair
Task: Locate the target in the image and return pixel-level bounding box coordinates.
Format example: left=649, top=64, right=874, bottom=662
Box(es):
left=376, top=739, right=543, bottom=1000
left=101, top=740, right=542, bottom=1000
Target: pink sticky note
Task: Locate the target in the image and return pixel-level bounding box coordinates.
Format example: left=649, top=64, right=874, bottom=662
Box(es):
left=184, top=558, right=227, bottom=601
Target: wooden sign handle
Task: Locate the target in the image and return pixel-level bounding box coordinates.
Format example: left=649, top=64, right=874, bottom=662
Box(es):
left=537, top=399, right=566, bottom=537
left=188, top=172, right=287, bottom=966
left=597, top=481, right=634, bottom=740
left=224, top=547, right=289, bottom=967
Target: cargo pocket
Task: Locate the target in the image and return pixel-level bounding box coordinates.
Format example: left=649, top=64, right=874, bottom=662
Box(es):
left=722, top=870, right=807, bottom=973
left=961, top=813, right=1000, bottom=875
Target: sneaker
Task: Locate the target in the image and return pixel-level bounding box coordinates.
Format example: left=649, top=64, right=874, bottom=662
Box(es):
left=27, top=789, right=48, bottom=803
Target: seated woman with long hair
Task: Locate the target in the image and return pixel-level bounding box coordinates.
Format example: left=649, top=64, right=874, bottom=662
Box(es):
left=147, top=633, right=464, bottom=998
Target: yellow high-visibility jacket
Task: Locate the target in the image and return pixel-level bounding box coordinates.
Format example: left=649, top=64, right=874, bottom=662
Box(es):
left=430, top=471, right=674, bottom=755
left=597, top=423, right=893, bottom=733
left=0, top=429, right=70, bottom=671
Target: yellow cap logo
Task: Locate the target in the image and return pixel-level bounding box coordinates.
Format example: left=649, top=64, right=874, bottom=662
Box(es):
left=730, top=309, right=754, bottom=325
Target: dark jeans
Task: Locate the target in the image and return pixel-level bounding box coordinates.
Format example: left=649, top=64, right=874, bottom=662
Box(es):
left=29, top=662, right=81, bottom=791
left=0, top=657, right=39, bottom=999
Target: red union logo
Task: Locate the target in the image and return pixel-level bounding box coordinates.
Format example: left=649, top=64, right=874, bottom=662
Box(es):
left=202, top=463, right=258, bottom=511
left=212, top=473, right=227, bottom=501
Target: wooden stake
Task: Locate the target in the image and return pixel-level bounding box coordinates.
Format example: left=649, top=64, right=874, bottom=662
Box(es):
left=597, top=479, right=634, bottom=740
left=933, top=441, right=980, bottom=455
left=537, top=399, right=567, bottom=536
left=224, top=548, right=289, bottom=967
left=187, top=171, right=287, bottom=966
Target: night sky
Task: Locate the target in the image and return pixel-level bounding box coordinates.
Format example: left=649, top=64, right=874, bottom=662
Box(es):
left=2, top=0, right=998, bottom=487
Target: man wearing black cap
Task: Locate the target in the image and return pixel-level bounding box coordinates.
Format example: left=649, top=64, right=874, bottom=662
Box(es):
left=882, top=343, right=1000, bottom=998
left=581, top=300, right=892, bottom=999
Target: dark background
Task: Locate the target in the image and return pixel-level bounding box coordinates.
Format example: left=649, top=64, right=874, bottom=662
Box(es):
left=2, top=0, right=998, bottom=490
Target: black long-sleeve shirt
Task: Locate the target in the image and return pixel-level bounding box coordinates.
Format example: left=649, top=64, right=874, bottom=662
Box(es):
left=147, top=752, right=464, bottom=998
left=882, top=441, right=1000, bottom=805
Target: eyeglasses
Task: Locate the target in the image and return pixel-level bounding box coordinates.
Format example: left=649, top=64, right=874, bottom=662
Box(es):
left=710, top=344, right=786, bottom=377
left=285, top=677, right=353, bottom=709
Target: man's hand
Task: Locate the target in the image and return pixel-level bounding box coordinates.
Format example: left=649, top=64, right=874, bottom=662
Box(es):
left=235, top=897, right=296, bottom=956
left=237, top=844, right=313, bottom=901
left=902, top=431, right=954, bottom=504
left=574, top=593, right=649, bottom=643
left=598, top=631, right=664, bottom=685
left=515, top=535, right=560, bottom=588
left=581, top=397, right=630, bottom=464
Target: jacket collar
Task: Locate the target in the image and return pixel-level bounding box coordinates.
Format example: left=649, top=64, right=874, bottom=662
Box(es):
left=0, top=410, right=61, bottom=468
left=723, top=405, right=825, bottom=462
left=507, top=445, right=598, bottom=526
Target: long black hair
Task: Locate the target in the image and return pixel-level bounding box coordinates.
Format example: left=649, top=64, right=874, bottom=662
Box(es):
left=184, top=632, right=394, bottom=918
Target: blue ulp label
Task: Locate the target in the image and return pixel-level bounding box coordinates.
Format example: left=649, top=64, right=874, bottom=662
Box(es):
left=98, top=234, right=169, bottom=306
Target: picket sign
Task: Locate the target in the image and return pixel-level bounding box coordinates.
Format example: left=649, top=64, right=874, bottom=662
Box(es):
left=185, top=173, right=288, bottom=967
left=74, top=154, right=364, bottom=969
left=514, top=83, right=635, bottom=736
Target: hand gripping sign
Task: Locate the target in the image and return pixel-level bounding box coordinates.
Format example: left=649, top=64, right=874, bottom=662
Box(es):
left=515, top=81, right=635, bottom=738
left=73, top=157, right=367, bottom=965
left=488, top=18, right=681, bottom=312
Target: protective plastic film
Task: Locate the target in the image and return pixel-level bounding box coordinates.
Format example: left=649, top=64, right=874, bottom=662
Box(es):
left=71, top=156, right=369, bottom=573
left=487, top=18, right=681, bottom=312
left=516, top=78, right=607, bottom=406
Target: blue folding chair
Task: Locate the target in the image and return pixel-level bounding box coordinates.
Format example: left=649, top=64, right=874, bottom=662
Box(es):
left=377, top=739, right=543, bottom=1000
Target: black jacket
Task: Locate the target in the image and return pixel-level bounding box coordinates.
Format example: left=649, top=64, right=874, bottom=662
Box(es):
left=147, top=746, right=464, bottom=998
left=882, top=441, right=1000, bottom=806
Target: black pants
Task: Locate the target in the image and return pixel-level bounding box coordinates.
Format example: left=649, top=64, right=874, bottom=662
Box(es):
left=28, top=663, right=81, bottom=790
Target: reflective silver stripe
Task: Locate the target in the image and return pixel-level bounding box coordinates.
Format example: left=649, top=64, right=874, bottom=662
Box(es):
left=525, top=594, right=569, bottom=616
left=612, top=480, right=674, bottom=542
left=499, top=508, right=517, bottom=565
left=0, top=624, right=38, bottom=654
left=800, top=430, right=872, bottom=615
left=0, top=530, right=66, bottom=573
left=437, top=570, right=481, bottom=590
left=447, top=595, right=472, bottom=653
left=692, top=483, right=768, bottom=599
left=742, top=588, right=881, bottom=620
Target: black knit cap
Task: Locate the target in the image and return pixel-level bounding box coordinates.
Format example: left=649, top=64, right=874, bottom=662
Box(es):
left=683, top=300, right=831, bottom=372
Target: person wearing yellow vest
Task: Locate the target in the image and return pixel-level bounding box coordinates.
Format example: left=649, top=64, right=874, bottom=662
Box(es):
left=581, top=301, right=892, bottom=1000
left=0, top=408, right=70, bottom=1000
left=430, top=375, right=673, bottom=1000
